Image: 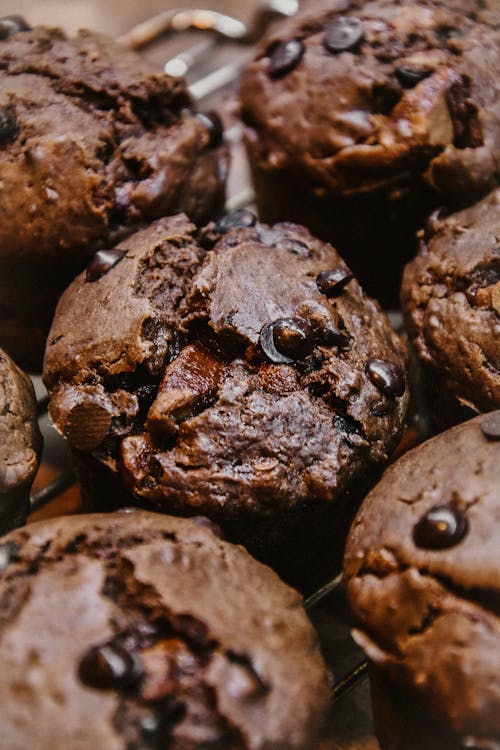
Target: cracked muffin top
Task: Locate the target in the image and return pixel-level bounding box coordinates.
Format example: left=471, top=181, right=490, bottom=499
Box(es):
left=0, top=22, right=227, bottom=262
left=0, top=346, right=41, bottom=534
left=239, top=0, right=500, bottom=205
left=0, top=510, right=330, bottom=749
left=401, top=188, right=500, bottom=414
left=344, top=412, right=500, bottom=748
left=43, top=212, right=407, bottom=573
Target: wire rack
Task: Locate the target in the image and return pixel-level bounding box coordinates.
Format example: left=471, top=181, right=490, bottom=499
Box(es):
left=29, top=5, right=374, bottom=746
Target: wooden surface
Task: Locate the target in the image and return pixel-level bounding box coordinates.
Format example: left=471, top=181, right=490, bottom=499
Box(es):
left=19, top=1, right=382, bottom=746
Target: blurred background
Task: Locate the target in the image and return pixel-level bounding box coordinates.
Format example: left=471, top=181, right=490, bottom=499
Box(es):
left=0, top=0, right=267, bottom=36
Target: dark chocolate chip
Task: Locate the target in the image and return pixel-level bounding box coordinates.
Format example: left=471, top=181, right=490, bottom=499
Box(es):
left=480, top=411, right=500, bottom=441
left=0, top=110, right=19, bottom=147
left=214, top=209, right=256, bottom=234
left=267, top=38, right=304, bottom=78
left=413, top=505, right=468, bottom=550
left=366, top=359, right=405, bottom=397
left=316, top=267, right=353, bottom=298
left=324, top=17, right=364, bottom=53
left=260, top=323, right=293, bottom=364
left=0, top=15, right=31, bottom=40
left=78, top=643, right=143, bottom=691
left=395, top=66, right=431, bottom=88
left=86, top=248, right=125, bottom=282
left=0, top=541, right=19, bottom=572
left=318, top=322, right=350, bottom=348
left=196, top=110, right=223, bottom=148
left=260, top=317, right=314, bottom=363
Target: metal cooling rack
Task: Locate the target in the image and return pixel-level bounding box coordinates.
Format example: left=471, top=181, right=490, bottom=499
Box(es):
left=30, top=4, right=372, bottom=744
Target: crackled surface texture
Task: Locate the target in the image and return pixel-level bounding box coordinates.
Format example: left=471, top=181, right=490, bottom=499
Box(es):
left=344, top=413, right=500, bottom=750
left=239, top=0, right=500, bottom=302
left=0, top=511, right=330, bottom=749
left=402, top=188, right=500, bottom=421
left=43, top=213, right=408, bottom=578
left=240, top=0, right=499, bottom=202
left=0, top=22, right=227, bottom=370
left=0, top=347, right=41, bottom=535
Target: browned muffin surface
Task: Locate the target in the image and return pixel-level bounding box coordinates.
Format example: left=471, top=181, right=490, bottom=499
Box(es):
left=0, top=510, right=330, bottom=749
left=344, top=413, right=500, bottom=750
left=43, top=212, right=408, bottom=579
left=0, top=21, right=227, bottom=369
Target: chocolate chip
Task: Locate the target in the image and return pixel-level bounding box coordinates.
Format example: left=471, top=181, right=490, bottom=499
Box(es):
left=86, top=248, right=125, bottom=282
left=214, top=209, right=256, bottom=234
left=395, top=66, right=431, bottom=88
left=0, top=15, right=31, bottom=40
left=324, top=17, right=364, bottom=53
left=316, top=267, right=353, bottom=298
left=196, top=110, right=223, bottom=148
left=413, top=505, right=468, bottom=550
left=0, top=110, right=19, bottom=147
left=260, top=318, right=314, bottom=363
left=0, top=541, right=19, bottom=572
left=366, top=359, right=405, bottom=397
left=79, top=643, right=143, bottom=691
left=65, top=401, right=112, bottom=451
left=267, top=38, right=304, bottom=78
left=480, top=411, right=500, bottom=441
left=318, top=322, right=350, bottom=348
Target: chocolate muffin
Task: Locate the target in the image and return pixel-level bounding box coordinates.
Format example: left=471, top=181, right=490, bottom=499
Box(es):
left=43, top=212, right=408, bottom=584
left=344, top=412, right=500, bottom=750
left=239, top=0, right=500, bottom=303
left=0, top=347, right=41, bottom=535
left=0, top=510, right=330, bottom=749
left=402, top=188, right=500, bottom=431
left=0, top=19, right=228, bottom=371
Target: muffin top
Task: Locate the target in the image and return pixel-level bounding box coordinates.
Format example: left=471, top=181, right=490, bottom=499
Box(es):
left=0, top=510, right=330, bottom=749
left=240, top=0, right=500, bottom=205
left=0, top=21, right=227, bottom=263
left=402, top=187, right=500, bottom=413
left=0, top=346, right=41, bottom=528
left=344, top=412, right=500, bottom=745
left=43, top=213, right=408, bottom=526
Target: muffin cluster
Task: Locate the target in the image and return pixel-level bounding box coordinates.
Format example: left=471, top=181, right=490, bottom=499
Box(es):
left=0, top=2, right=498, bottom=748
